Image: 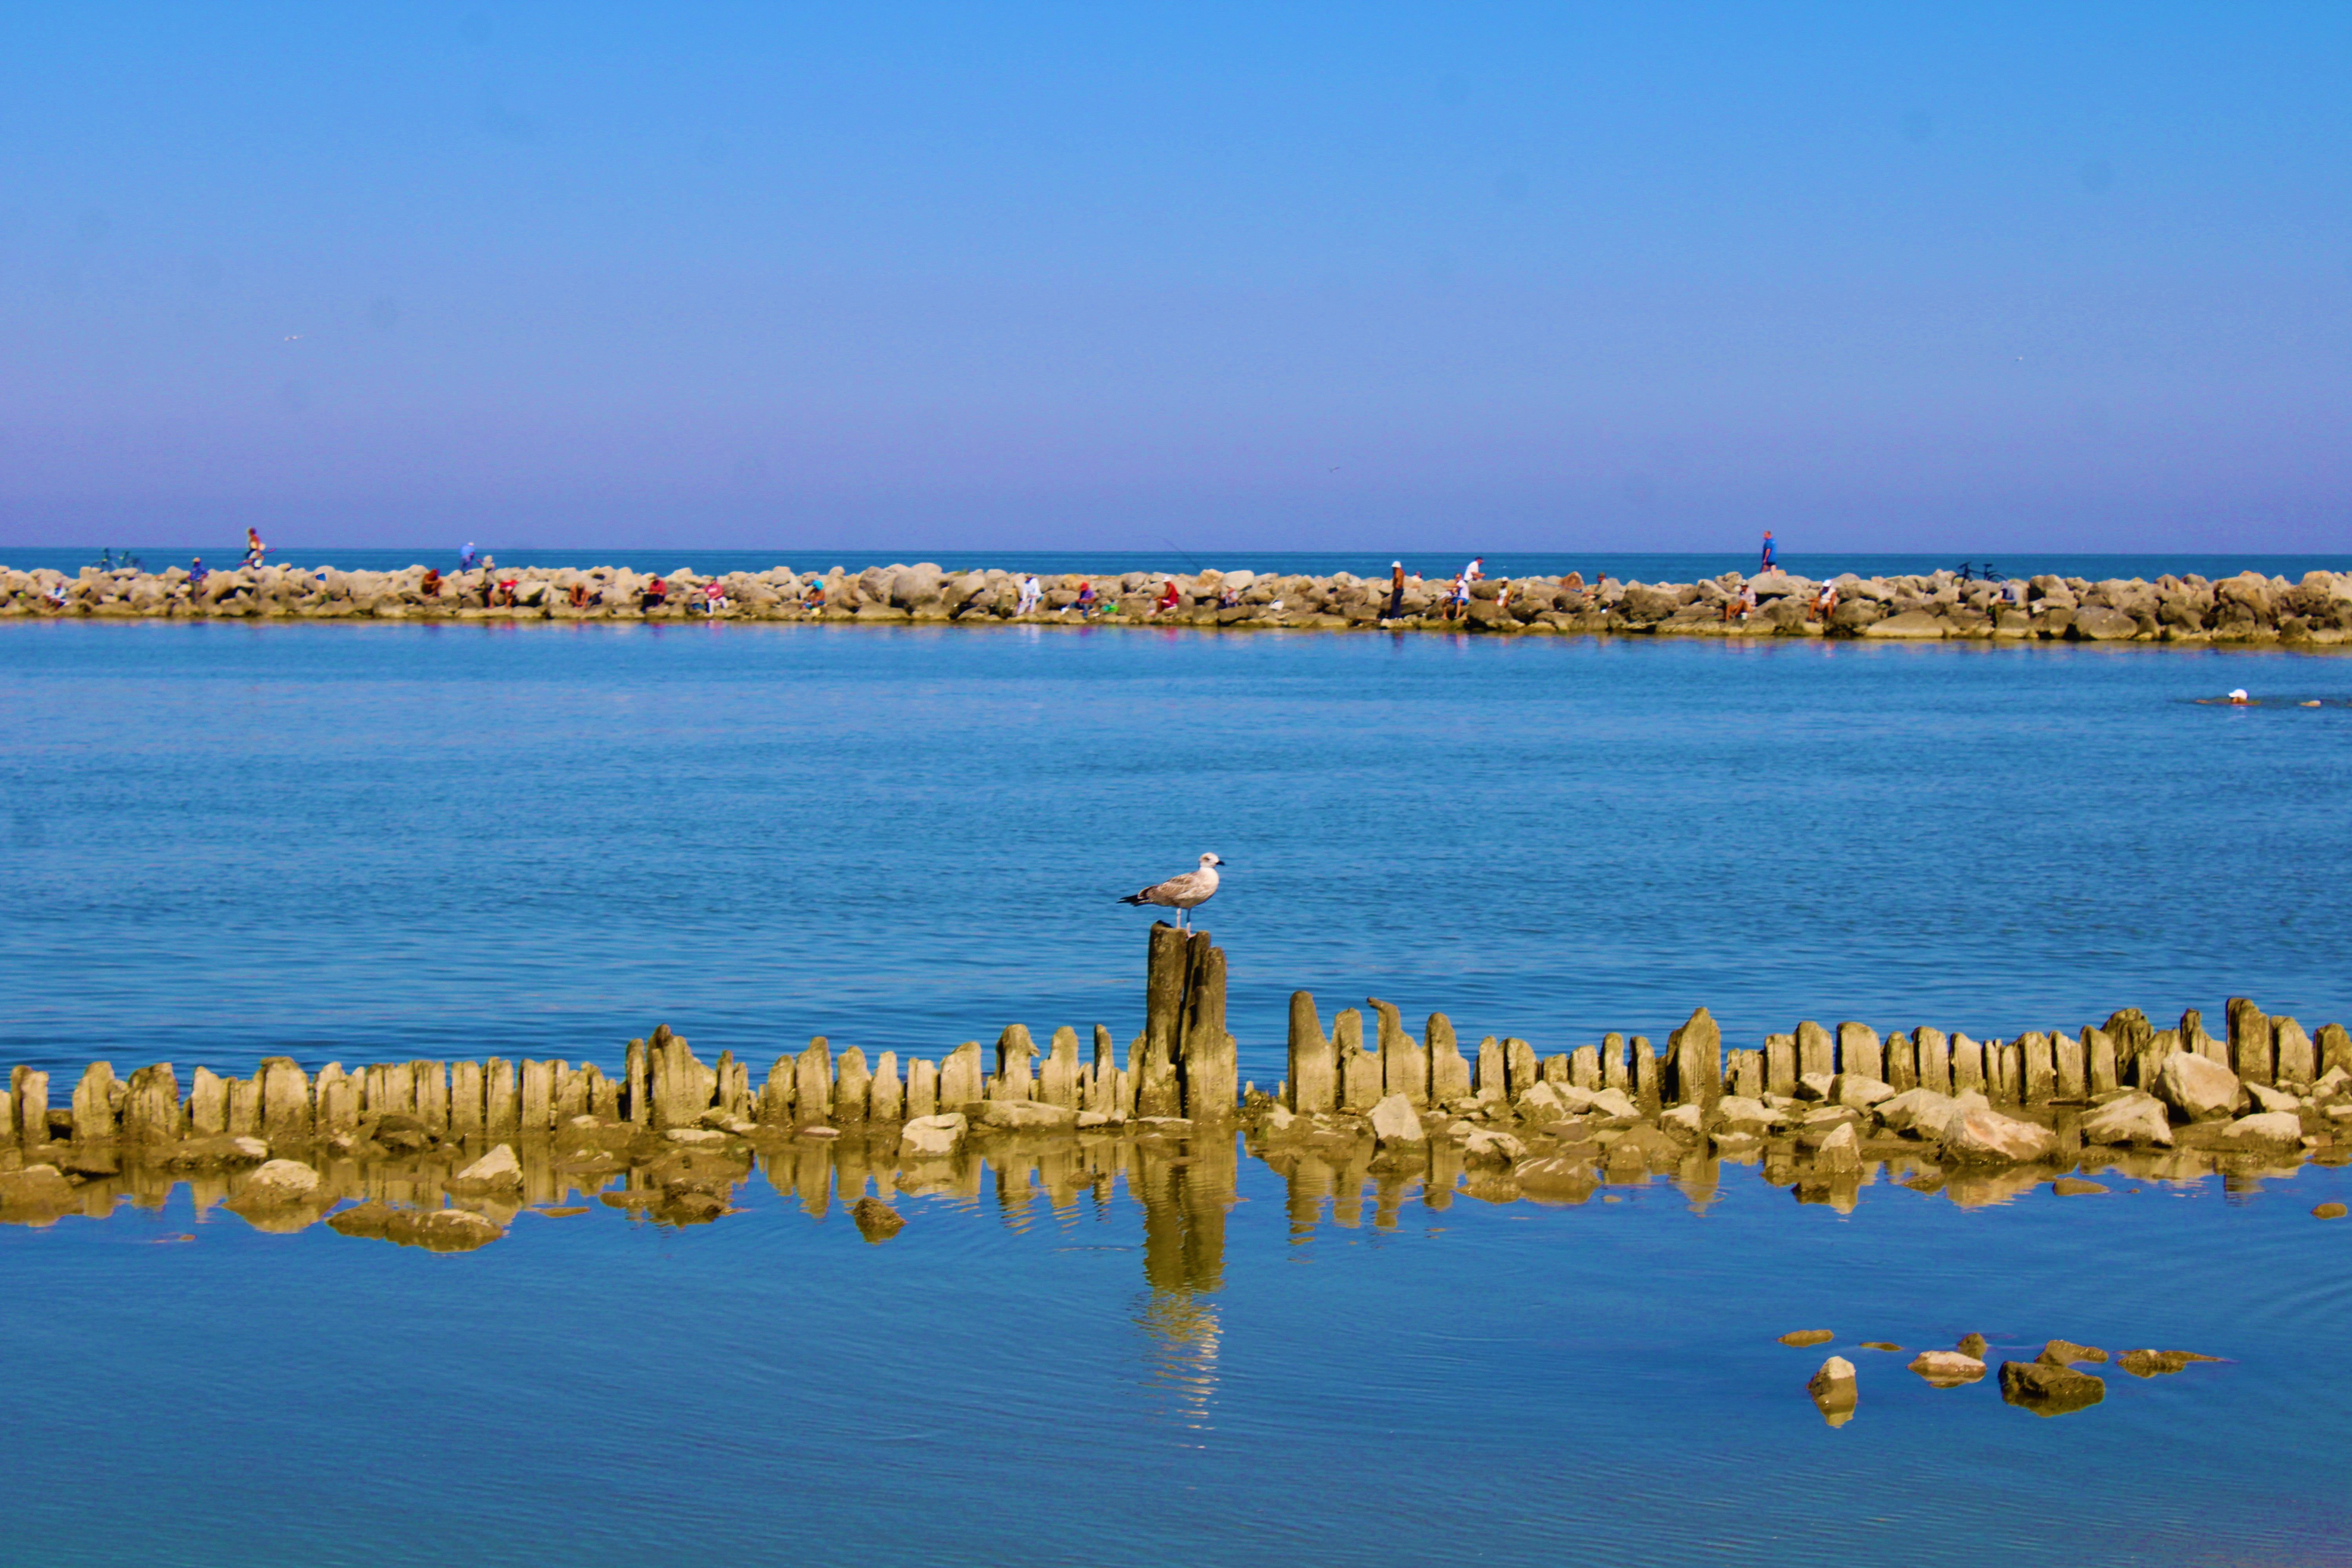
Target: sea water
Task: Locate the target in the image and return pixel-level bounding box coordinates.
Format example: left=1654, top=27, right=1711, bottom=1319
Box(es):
left=2, top=619, right=2348, bottom=1567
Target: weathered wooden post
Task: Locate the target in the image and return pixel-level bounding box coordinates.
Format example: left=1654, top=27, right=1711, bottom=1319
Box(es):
left=794, top=1038, right=832, bottom=1124
left=1178, top=931, right=1237, bottom=1120
left=1288, top=992, right=1334, bottom=1113
left=1140, top=922, right=1188, bottom=1117
left=1838, top=1023, right=1884, bottom=1083
left=1369, top=998, right=1424, bottom=1107
left=1796, top=1021, right=1834, bottom=1081
left=1666, top=1008, right=1721, bottom=1111
left=1427, top=1014, right=1470, bottom=1103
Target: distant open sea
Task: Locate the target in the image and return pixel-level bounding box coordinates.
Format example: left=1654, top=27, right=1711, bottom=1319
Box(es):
left=6, top=545, right=2348, bottom=584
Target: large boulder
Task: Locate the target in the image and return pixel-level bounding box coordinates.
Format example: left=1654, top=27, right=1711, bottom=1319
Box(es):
left=2079, top=1092, right=2173, bottom=1147
left=2218, top=1111, right=2303, bottom=1151
left=1942, top=1107, right=2059, bottom=1164
left=1835, top=1075, right=1895, bottom=1111
left=1369, top=1093, right=1424, bottom=1145
left=1862, top=610, right=1949, bottom=639
left=2071, top=606, right=2139, bottom=641
left=1813, top=1121, right=1862, bottom=1172
left=1875, top=1087, right=1954, bottom=1137
left=460, top=1143, right=523, bottom=1182
left=900, top=1112, right=968, bottom=1155
left=2157, top=1052, right=2241, bottom=1121
left=1461, top=1128, right=1526, bottom=1165
left=238, top=1159, right=322, bottom=1203
left=976, top=1099, right=1076, bottom=1132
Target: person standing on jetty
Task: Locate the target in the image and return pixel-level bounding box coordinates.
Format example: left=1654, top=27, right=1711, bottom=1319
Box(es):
left=1387, top=561, right=1406, bottom=619
left=460, top=542, right=479, bottom=571
left=1759, top=530, right=1776, bottom=572
left=1016, top=574, right=1043, bottom=615
left=244, top=527, right=267, bottom=567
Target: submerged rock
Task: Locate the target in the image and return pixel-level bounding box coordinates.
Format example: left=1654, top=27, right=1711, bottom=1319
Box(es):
left=2115, top=1348, right=2222, bottom=1378
left=900, top=1112, right=968, bottom=1154
left=328, top=1201, right=505, bottom=1252
left=2038, top=1339, right=2108, bottom=1366
left=1779, top=1329, right=1835, bottom=1347
left=2218, top=1111, right=2303, bottom=1151
left=1999, top=1359, right=2105, bottom=1416
left=1957, top=1333, right=1989, bottom=1359
left=851, top=1196, right=905, bottom=1242
left=238, top=1159, right=322, bottom=1203
left=2315, top=1202, right=2348, bottom=1220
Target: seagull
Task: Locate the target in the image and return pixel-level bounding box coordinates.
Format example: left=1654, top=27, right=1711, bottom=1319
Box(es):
left=1119, top=853, right=1224, bottom=931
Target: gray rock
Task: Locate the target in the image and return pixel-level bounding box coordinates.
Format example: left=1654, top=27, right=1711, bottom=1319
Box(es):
left=2157, top=1051, right=2242, bottom=1121
left=1999, top=1359, right=2104, bottom=1415
left=1942, top=1107, right=2059, bottom=1164
left=239, top=1158, right=322, bottom=1203
left=1813, top=1120, right=1862, bottom=1172
left=2218, top=1111, right=2303, bottom=1150
left=1874, top=1087, right=1953, bottom=1137
left=1862, top=610, right=1950, bottom=639
left=976, top=1098, right=1077, bottom=1131
left=1369, top=1093, right=1425, bottom=1145
left=2079, top=1091, right=2173, bottom=1147
left=1835, top=1074, right=1895, bottom=1110
left=2243, top=1082, right=2299, bottom=1114
left=2070, top=606, right=2138, bottom=640
left=1462, top=1128, right=1526, bottom=1164
left=453, top=1144, right=523, bottom=1187
left=1908, top=1350, right=1987, bottom=1386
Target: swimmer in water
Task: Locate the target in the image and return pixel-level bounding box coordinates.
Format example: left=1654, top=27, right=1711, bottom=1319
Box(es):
left=2227, top=689, right=2250, bottom=705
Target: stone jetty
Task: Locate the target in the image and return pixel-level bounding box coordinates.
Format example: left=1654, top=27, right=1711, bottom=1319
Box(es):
left=4, top=928, right=2347, bottom=1241
left=8, top=557, right=2352, bottom=644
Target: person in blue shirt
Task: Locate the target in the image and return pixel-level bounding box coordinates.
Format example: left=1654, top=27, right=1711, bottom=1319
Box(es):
left=1760, top=531, right=1776, bottom=571
left=460, top=542, right=479, bottom=571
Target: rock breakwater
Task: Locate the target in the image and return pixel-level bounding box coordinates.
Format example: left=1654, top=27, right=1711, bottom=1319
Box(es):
left=9, top=558, right=2352, bottom=644
left=5, top=928, right=2345, bottom=1242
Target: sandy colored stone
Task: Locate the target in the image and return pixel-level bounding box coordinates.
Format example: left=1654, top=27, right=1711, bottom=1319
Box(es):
left=2314, top=1201, right=2348, bottom=1220
left=1941, top=1107, right=2058, bottom=1165
left=2080, top=1091, right=2173, bottom=1147
left=1368, top=1093, right=1424, bottom=1145
left=2038, top=1339, right=2107, bottom=1366
left=2218, top=1111, right=2303, bottom=1150
left=1908, top=1350, right=1987, bottom=1386
left=976, top=1098, right=1077, bottom=1131
left=2158, top=1051, right=2242, bottom=1121
left=1779, top=1329, right=1835, bottom=1347
left=454, top=1143, right=523, bottom=1187
left=2051, top=1177, right=2107, bottom=1196
left=900, top=1112, right=967, bottom=1154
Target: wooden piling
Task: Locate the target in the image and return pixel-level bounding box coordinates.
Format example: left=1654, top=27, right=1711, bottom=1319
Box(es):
left=795, top=1038, right=833, bottom=1124
left=1427, top=1014, right=1471, bottom=1103
left=1090, top=1026, right=1118, bottom=1115
left=122, top=1064, right=181, bottom=1142
left=2085, top=1028, right=2119, bottom=1096
left=1336, top=1010, right=1378, bottom=1110
left=2053, top=1032, right=2087, bottom=1101
left=2022, top=1033, right=2056, bottom=1103
left=1568, top=1045, right=1599, bottom=1089
left=941, top=1041, right=983, bottom=1108
left=871, top=1051, right=904, bottom=1120
left=1369, top=998, right=1424, bottom=1107
left=1474, top=1035, right=1505, bottom=1109
left=1915, top=1027, right=1951, bottom=1096
left=993, top=1025, right=1037, bottom=1102
left=1141, top=923, right=1188, bottom=1118
left=1179, top=934, right=1238, bottom=1120
left=1764, top=1034, right=1797, bottom=1097
left=71, top=1063, right=118, bottom=1143
left=1884, top=1033, right=1916, bottom=1093
left=1796, top=1021, right=1834, bottom=1080
left=1041, top=1027, right=1081, bottom=1109
left=834, top=1047, right=871, bottom=1123
left=2275, top=1018, right=2316, bottom=1086
left=906, top=1056, right=939, bottom=1120
left=1288, top=993, right=1334, bottom=1113
left=1950, top=1033, right=1984, bottom=1094
left=485, top=1058, right=519, bottom=1136
left=2228, top=998, right=2274, bottom=1085
left=1630, top=1036, right=1659, bottom=1113
left=1602, top=1033, right=1629, bottom=1095
left=521, top=1060, right=555, bottom=1132
left=1838, top=1024, right=1884, bottom=1083
left=625, top=1036, right=650, bottom=1125
left=1666, top=1009, right=1722, bottom=1110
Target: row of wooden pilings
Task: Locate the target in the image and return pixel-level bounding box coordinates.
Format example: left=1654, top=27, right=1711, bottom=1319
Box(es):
left=0, top=925, right=1241, bottom=1147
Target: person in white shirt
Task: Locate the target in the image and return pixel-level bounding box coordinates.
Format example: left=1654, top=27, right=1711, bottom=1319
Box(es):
left=1016, top=575, right=1043, bottom=615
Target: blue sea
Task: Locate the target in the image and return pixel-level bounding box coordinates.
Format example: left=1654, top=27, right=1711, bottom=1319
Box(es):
left=3, top=616, right=2348, bottom=1568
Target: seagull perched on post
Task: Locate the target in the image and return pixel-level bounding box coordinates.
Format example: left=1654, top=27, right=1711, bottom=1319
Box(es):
left=1119, top=853, right=1223, bottom=931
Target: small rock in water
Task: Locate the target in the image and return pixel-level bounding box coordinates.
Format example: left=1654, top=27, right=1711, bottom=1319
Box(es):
left=2116, top=1348, right=2223, bottom=1378
left=1807, top=1356, right=1858, bottom=1425
left=666, top=1128, right=728, bottom=1145
left=2079, top=1091, right=2172, bottom=1148
left=2051, top=1178, right=2108, bottom=1196
left=2038, top=1339, right=2108, bottom=1366
left=851, top=1196, right=905, bottom=1242
left=1858, top=1341, right=1902, bottom=1352
left=1908, top=1351, right=1987, bottom=1386
left=453, top=1144, right=523, bottom=1187
left=1957, top=1333, right=1989, bottom=1358
left=238, top=1159, right=323, bottom=1204
left=1779, top=1329, right=1835, bottom=1347
left=1999, top=1359, right=2105, bottom=1416
left=2314, top=1201, right=2348, bottom=1220
left=534, top=1206, right=590, bottom=1218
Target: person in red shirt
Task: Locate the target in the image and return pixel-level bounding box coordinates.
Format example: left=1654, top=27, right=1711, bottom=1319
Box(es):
left=1154, top=581, right=1181, bottom=615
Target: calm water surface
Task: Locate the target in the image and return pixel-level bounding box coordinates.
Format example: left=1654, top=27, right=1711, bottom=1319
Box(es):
left=3, top=620, right=2349, bottom=1568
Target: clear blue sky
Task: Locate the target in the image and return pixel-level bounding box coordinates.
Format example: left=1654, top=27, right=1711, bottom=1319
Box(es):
left=3, top=3, right=2347, bottom=552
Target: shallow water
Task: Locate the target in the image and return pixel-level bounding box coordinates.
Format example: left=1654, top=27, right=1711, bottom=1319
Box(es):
left=4, top=619, right=2351, bottom=1568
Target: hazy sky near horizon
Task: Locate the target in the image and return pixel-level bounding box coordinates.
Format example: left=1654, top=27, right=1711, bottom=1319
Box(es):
left=3, top=4, right=2348, bottom=553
